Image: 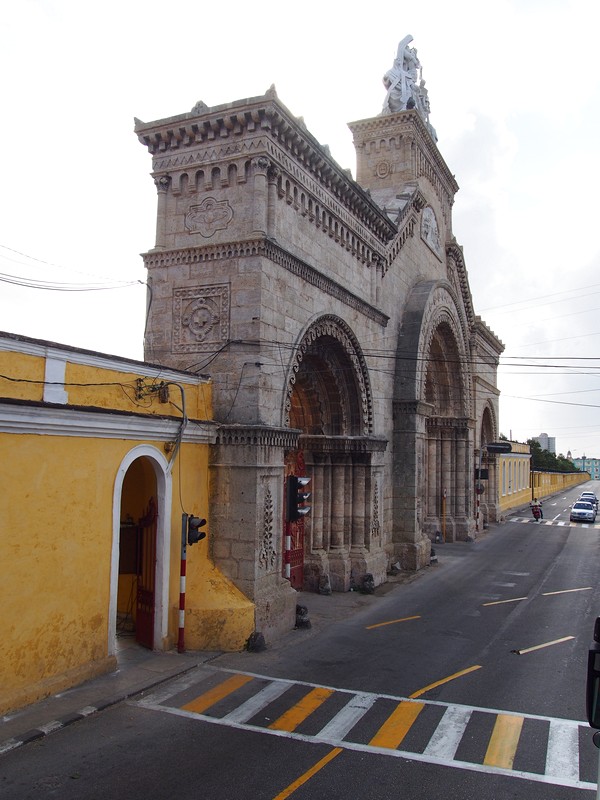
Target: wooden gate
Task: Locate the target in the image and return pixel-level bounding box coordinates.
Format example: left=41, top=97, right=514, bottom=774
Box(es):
left=136, top=498, right=157, bottom=649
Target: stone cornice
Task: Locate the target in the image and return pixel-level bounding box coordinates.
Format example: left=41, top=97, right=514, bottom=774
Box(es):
left=135, top=90, right=396, bottom=242
left=143, top=239, right=390, bottom=328
left=472, top=316, right=505, bottom=355
left=300, top=434, right=388, bottom=454
left=215, top=424, right=300, bottom=449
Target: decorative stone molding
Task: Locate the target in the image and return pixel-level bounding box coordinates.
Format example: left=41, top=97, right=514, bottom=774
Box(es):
left=185, top=197, right=233, bottom=238
left=259, top=486, right=277, bottom=570
left=215, top=424, right=301, bottom=449
left=284, top=315, right=375, bottom=433
left=421, top=206, right=443, bottom=259
left=300, top=435, right=388, bottom=454
left=371, top=479, right=382, bottom=538
left=143, top=240, right=389, bottom=328
left=154, top=174, right=170, bottom=193
left=173, top=284, right=230, bottom=353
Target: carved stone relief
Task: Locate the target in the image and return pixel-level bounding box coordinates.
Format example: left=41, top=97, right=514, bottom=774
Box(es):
left=185, top=197, right=233, bottom=238
left=259, top=486, right=277, bottom=570
left=172, top=284, right=230, bottom=353
left=421, top=206, right=442, bottom=259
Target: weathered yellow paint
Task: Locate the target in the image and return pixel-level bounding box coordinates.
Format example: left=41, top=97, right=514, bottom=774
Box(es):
left=0, top=349, right=45, bottom=401
left=0, top=342, right=252, bottom=716
left=182, top=673, right=254, bottom=714
left=484, top=714, right=524, bottom=769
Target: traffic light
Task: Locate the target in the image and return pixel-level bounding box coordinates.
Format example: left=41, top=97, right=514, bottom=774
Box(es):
left=286, top=475, right=311, bottom=522
left=187, top=515, right=207, bottom=545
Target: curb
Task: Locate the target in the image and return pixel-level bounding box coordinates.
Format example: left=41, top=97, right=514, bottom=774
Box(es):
left=0, top=658, right=212, bottom=756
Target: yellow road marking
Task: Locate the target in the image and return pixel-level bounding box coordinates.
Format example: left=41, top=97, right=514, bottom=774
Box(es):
left=181, top=673, right=253, bottom=714
left=366, top=615, right=421, bottom=629
left=272, top=747, right=343, bottom=800
left=409, top=665, right=482, bottom=699
left=513, top=636, right=574, bottom=655
left=369, top=700, right=424, bottom=749
left=483, top=597, right=528, bottom=606
left=542, top=587, right=592, bottom=596
left=268, top=687, right=334, bottom=732
left=484, top=714, right=524, bottom=769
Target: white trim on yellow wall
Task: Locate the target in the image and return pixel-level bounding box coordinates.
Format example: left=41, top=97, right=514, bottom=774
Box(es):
left=0, top=403, right=218, bottom=442
left=109, top=445, right=172, bottom=654
left=0, top=334, right=209, bottom=385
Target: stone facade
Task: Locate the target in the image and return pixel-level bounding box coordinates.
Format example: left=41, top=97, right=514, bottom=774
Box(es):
left=135, top=86, right=503, bottom=641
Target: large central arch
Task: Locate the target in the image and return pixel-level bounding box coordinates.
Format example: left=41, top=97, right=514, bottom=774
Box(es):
left=393, top=281, right=474, bottom=560
left=283, top=315, right=387, bottom=592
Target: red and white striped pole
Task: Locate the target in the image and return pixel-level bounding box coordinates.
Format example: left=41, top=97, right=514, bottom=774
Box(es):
left=284, top=521, right=291, bottom=580
left=177, top=513, right=187, bottom=653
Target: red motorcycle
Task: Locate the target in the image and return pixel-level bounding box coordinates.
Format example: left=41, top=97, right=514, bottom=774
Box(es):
left=531, top=504, right=542, bottom=521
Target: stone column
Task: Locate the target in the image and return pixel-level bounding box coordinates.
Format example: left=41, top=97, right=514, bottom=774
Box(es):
left=330, top=459, right=346, bottom=550
left=267, top=164, right=280, bottom=239
left=427, top=432, right=437, bottom=522
left=251, top=157, right=269, bottom=236
left=351, top=457, right=367, bottom=551
left=311, top=455, right=325, bottom=551
left=153, top=175, right=170, bottom=249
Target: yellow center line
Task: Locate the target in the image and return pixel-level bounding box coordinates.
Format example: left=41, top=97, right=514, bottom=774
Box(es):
left=513, top=636, right=574, bottom=655
left=369, top=700, right=424, bottom=749
left=272, top=747, right=343, bottom=800
left=182, top=673, right=253, bottom=714
left=268, top=687, right=334, bottom=732
left=542, top=587, right=592, bottom=596
left=482, top=597, right=528, bottom=606
left=484, top=714, right=524, bottom=769
left=409, top=665, right=482, bottom=699
left=366, top=615, right=421, bottom=629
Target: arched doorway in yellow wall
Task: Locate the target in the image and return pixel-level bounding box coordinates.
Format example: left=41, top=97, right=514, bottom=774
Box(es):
left=109, top=446, right=172, bottom=655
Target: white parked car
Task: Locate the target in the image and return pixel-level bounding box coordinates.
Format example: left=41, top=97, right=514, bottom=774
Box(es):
left=571, top=501, right=597, bottom=523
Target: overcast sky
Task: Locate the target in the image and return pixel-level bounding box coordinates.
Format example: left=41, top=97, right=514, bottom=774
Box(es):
left=2, top=0, right=599, bottom=459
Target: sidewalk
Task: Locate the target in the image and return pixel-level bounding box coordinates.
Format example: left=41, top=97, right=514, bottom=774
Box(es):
left=0, top=635, right=218, bottom=756
left=0, top=566, right=434, bottom=756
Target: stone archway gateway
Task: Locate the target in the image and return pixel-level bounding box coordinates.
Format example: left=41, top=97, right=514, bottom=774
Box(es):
left=284, top=316, right=387, bottom=592
left=136, top=37, right=504, bottom=640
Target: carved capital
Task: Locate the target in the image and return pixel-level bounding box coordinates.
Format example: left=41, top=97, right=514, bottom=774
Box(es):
left=154, top=174, right=171, bottom=193
left=251, top=156, right=271, bottom=175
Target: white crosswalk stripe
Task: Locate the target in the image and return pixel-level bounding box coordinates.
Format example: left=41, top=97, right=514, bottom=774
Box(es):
left=132, top=667, right=597, bottom=792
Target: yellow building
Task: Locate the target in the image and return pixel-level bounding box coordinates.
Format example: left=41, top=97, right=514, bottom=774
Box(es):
left=0, top=332, right=254, bottom=715
left=498, top=441, right=532, bottom=514
left=497, top=441, right=587, bottom=515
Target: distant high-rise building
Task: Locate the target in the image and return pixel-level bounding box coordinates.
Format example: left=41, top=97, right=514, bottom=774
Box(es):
left=533, top=432, right=556, bottom=454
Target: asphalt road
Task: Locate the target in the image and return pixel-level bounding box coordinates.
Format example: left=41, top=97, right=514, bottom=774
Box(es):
left=2, top=482, right=599, bottom=799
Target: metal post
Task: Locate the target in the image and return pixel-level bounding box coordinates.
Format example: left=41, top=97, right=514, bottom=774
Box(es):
left=441, top=488, right=446, bottom=542
left=284, top=522, right=291, bottom=580
left=177, top=513, right=187, bottom=653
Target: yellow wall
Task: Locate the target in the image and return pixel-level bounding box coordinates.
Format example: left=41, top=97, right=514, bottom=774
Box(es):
left=0, top=341, right=253, bottom=715
left=0, top=350, right=45, bottom=401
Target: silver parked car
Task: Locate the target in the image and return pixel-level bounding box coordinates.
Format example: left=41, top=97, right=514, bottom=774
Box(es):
left=579, top=492, right=599, bottom=509
left=570, top=501, right=597, bottom=523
